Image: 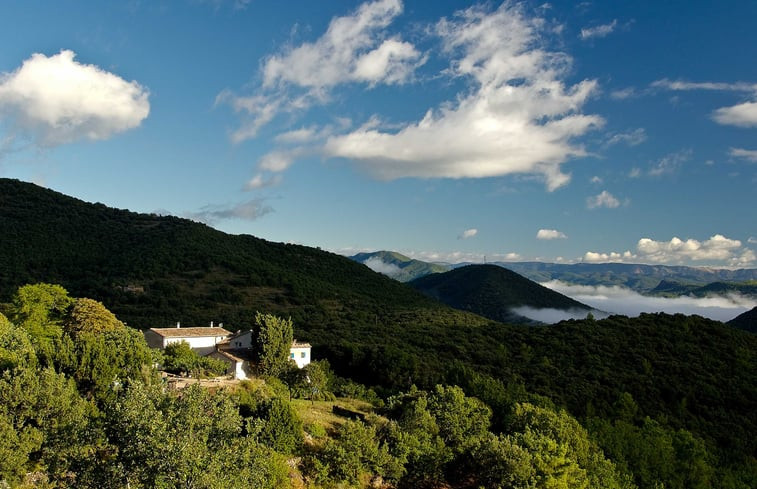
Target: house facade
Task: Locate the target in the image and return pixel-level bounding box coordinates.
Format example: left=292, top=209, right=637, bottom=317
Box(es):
left=145, top=324, right=312, bottom=379
left=144, top=324, right=231, bottom=356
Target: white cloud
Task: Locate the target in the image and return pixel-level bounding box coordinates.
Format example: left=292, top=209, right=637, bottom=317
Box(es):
left=244, top=173, right=283, bottom=190
left=186, top=199, right=273, bottom=225
left=590, top=175, right=602, bottom=184
left=218, top=0, right=424, bottom=142
left=261, top=0, right=421, bottom=89
left=583, top=250, right=634, bottom=263
left=748, top=237, right=757, bottom=244
left=605, top=128, right=646, bottom=147
left=713, top=101, right=757, bottom=127
left=651, top=79, right=757, bottom=92
left=729, top=147, right=757, bottom=163
left=579, top=19, right=617, bottom=40
left=587, top=190, right=620, bottom=209
left=511, top=306, right=597, bottom=324
left=610, top=87, right=638, bottom=100
left=537, top=229, right=567, bottom=240
left=542, top=280, right=756, bottom=322
left=648, top=149, right=690, bottom=176
left=323, top=2, right=602, bottom=190
left=584, top=234, right=754, bottom=267
left=0, top=50, right=149, bottom=147
left=459, top=228, right=478, bottom=239
left=257, top=147, right=311, bottom=173
left=628, top=167, right=641, bottom=178
left=637, top=234, right=742, bottom=263
left=363, top=256, right=402, bottom=277
left=649, top=79, right=757, bottom=128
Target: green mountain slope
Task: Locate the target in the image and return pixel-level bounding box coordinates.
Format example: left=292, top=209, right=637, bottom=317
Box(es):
left=351, top=250, right=450, bottom=282
left=0, top=178, right=488, bottom=333
left=651, top=279, right=757, bottom=298
left=727, top=306, right=757, bottom=333
left=409, top=264, right=592, bottom=323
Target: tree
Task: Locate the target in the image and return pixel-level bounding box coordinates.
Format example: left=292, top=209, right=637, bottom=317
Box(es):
left=64, top=298, right=125, bottom=336
left=255, top=313, right=293, bottom=377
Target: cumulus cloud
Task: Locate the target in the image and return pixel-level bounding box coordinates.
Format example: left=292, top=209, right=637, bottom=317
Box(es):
left=363, top=256, right=402, bottom=277
left=583, top=250, right=635, bottom=263
left=541, top=280, right=756, bottom=322
left=186, top=199, right=273, bottom=225
left=583, top=234, right=755, bottom=267
left=537, top=229, right=567, bottom=240
left=729, top=147, right=757, bottom=162
left=0, top=50, right=149, bottom=147
left=459, top=228, right=478, bottom=239
left=323, top=2, right=602, bottom=190
left=587, top=190, right=620, bottom=209
left=713, top=101, right=757, bottom=127
left=579, top=19, right=617, bottom=40
left=218, top=0, right=424, bottom=142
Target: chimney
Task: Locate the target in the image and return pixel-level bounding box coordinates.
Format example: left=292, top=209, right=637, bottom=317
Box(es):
left=176, top=321, right=180, bottom=328
left=219, top=322, right=223, bottom=329
left=210, top=321, right=214, bottom=328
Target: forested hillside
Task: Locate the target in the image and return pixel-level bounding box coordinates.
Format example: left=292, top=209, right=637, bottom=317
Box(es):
left=0, top=178, right=487, bottom=332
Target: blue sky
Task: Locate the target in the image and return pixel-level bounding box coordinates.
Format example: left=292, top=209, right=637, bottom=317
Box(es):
left=1, top=0, right=756, bottom=267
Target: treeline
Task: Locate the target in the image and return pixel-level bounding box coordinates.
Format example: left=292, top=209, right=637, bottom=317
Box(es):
left=2, top=283, right=756, bottom=488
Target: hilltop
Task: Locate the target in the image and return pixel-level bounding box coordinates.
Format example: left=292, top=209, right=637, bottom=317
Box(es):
left=409, top=264, right=592, bottom=324
left=351, top=250, right=450, bottom=282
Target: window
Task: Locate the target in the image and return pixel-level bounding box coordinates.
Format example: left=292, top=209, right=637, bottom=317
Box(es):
left=301, top=352, right=306, bottom=358
left=290, top=353, right=295, bottom=358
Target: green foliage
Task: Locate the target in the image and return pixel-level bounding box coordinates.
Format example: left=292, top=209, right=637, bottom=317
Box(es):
left=320, top=420, right=398, bottom=485
left=255, top=312, right=293, bottom=377
left=64, top=297, right=125, bottom=336
left=106, top=382, right=290, bottom=489
left=0, top=367, right=98, bottom=487
left=162, top=340, right=227, bottom=377
left=251, top=397, right=303, bottom=454
left=0, top=317, right=37, bottom=372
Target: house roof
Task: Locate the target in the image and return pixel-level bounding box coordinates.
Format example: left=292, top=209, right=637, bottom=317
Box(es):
left=149, top=327, right=231, bottom=338
left=212, top=349, right=245, bottom=362
left=292, top=339, right=311, bottom=348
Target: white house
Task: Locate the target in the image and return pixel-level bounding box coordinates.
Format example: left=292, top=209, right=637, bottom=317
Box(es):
left=206, top=349, right=250, bottom=380
left=290, top=339, right=312, bottom=369
left=144, top=324, right=231, bottom=356
left=225, top=330, right=312, bottom=368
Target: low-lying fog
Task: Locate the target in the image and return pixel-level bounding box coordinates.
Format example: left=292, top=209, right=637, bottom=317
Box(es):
left=516, top=280, right=756, bottom=324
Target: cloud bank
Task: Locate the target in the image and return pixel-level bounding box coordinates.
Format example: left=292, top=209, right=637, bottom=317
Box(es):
left=540, top=280, right=755, bottom=322
left=0, top=50, right=149, bottom=147
left=582, top=234, right=755, bottom=267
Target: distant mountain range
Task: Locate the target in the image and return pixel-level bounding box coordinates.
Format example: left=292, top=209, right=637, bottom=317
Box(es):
left=351, top=251, right=757, bottom=297
left=351, top=250, right=449, bottom=282
left=409, top=264, right=593, bottom=324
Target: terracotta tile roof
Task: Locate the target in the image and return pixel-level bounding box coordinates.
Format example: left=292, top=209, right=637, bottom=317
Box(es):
left=149, top=327, right=231, bottom=338
left=292, top=339, right=311, bottom=348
